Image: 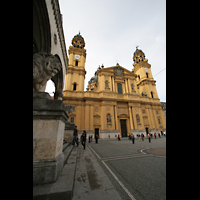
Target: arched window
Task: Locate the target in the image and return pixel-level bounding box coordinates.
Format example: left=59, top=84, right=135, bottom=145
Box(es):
left=151, top=91, right=154, bottom=98
left=131, top=84, right=134, bottom=91
left=117, top=83, right=123, bottom=94
left=73, top=83, right=77, bottom=91
left=136, top=114, right=140, bottom=123
left=146, top=73, right=149, bottom=78
left=75, top=60, right=78, bottom=66
left=138, top=75, right=140, bottom=81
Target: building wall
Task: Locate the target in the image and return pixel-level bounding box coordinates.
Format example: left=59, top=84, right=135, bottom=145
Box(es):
left=63, top=37, right=166, bottom=138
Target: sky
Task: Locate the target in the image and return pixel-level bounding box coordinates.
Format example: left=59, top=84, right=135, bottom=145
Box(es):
left=45, top=0, right=166, bottom=102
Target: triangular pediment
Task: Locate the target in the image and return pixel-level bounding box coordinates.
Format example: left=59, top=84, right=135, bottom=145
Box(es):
left=97, top=65, right=137, bottom=77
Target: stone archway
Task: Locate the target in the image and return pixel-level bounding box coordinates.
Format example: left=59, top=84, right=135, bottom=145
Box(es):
left=33, top=0, right=51, bottom=54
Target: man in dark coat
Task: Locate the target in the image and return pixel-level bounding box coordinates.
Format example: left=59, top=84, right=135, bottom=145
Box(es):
left=73, top=126, right=79, bottom=146
left=82, top=130, right=87, bottom=150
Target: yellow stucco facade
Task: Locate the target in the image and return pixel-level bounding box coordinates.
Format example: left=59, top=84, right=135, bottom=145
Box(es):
left=63, top=33, right=166, bottom=138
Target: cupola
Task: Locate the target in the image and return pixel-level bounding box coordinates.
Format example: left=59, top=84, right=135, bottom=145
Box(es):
left=71, top=32, right=85, bottom=49
left=133, top=46, right=145, bottom=63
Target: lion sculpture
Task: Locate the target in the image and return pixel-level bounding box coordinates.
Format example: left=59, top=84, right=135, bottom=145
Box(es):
left=33, top=52, right=62, bottom=92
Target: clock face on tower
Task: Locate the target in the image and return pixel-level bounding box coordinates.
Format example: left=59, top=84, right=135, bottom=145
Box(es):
left=144, top=67, right=148, bottom=72
left=74, top=54, right=80, bottom=59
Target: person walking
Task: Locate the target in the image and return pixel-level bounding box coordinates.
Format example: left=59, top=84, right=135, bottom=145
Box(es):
left=148, top=133, right=151, bottom=143
left=73, top=125, right=79, bottom=146
left=132, top=134, right=135, bottom=144
left=81, top=130, right=87, bottom=150
left=95, top=134, right=99, bottom=144
left=154, top=132, right=156, bottom=139
left=91, top=135, right=93, bottom=142
left=138, top=133, right=141, bottom=142
left=141, top=133, right=144, bottom=141
left=118, top=134, right=121, bottom=141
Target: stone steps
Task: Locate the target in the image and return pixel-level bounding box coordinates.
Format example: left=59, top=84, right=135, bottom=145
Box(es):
left=33, top=144, right=78, bottom=200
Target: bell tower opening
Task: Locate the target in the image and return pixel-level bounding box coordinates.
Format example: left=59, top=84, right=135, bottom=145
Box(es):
left=73, top=83, right=77, bottom=91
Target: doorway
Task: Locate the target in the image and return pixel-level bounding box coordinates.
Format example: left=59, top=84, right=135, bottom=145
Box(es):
left=95, top=128, right=99, bottom=138
left=120, top=119, right=127, bottom=137
left=145, top=128, right=148, bottom=136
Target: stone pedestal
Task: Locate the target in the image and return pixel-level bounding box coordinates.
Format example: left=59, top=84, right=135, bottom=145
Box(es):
left=64, top=121, right=75, bottom=143
left=33, top=92, right=68, bottom=186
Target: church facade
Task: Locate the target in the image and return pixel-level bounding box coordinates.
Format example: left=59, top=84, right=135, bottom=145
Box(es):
left=63, top=33, right=166, bottom=138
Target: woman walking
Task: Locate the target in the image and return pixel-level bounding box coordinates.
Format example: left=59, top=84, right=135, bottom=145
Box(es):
left=81, top=130, right=87, bottom=150
left=148, top=133, right=151, bottom=143
left=132, top=134, right=135, bottom=144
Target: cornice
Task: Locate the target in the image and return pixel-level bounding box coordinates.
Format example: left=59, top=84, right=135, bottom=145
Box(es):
left=68, top=46, right=87, bottom=57
left=137, top=78, right=156, bottom=86
left=51, top=0, right=68, bottom=70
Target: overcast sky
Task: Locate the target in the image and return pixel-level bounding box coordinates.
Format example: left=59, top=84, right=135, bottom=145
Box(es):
left=46, top=0, right=166, bottom=102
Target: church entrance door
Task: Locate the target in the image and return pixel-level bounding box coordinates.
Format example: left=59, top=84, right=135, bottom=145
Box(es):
left=145, top=128, right=149, bottom=136
left=95, top=128, right=99, bottom=138
left=120, top=119, right=127, bottom=137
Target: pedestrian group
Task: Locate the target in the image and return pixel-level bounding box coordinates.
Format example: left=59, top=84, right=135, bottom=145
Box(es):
left=73, top=125, right=165, bottom=149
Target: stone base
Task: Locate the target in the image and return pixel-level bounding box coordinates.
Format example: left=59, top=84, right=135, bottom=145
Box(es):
left=150, top=129, right=161, bottom=134
left=99, top=129, right=120, bottom=139
left=33, top=153, right=64, bottom=186
left=75, top=129, right=120, bottom=139
left=33, top=92, right=69, bottom=186
left=64, top=121, right=74, bottom=143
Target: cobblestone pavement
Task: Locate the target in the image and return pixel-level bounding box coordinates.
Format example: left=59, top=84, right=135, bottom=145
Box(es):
left=88, top=136, right=166, bottom=200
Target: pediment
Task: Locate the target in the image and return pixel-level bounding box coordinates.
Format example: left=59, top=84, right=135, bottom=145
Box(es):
left=98, top=65, right=137, bottom=77
left=118, top=113, right=129, bottom=118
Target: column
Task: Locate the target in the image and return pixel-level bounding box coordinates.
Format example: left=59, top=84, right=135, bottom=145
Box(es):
left=128, top=79, right=132, bottom=93
left=85, top=104, right=90, bottom=130
left=152, top=108, right=159, bottom=129
left=81, top=104, right=85, bottom=130
left=101, top=105, right=106, bottom=130
left=109, top=76, right=112, bottom=91
left=132, top=107, right=137, bottom=129
left=138, top=107, right=144, bottom=128
left=102, top=75, right=105, bottom=91
left=115, top=82, right=118, bottom=93
left=114, top=105, right=118, bottom=129
left=129, top=107, right=133, bottom=129
left=159, top=108, right=165, bottom=128
left=112, top=76, right=115, bottom=92
left=146, top=108, right=153, bottom=128
left=90, top=104, right=94, bottom=130
left=149, top=107, right=156, bottom=129
left=122, top=82, right=125, bottom=94
left=125, top=79, right=129, bottom=93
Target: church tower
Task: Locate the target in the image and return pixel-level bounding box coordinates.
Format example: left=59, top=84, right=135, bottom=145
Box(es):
left=133, top=47, right=159, bottom=99
left=64, top=32, right=86, bottom=91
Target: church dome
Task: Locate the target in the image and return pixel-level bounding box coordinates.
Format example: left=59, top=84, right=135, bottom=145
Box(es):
left=133, top=47, right=145, bottom=63
left=71, top=32, right=85, bottom=49
left=134, top=48, right=143, bottom=55
left=88, top=75, right=98, bottom=84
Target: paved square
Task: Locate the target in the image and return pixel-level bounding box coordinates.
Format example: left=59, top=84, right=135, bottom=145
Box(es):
left=88, top=137, right=166, bottom=200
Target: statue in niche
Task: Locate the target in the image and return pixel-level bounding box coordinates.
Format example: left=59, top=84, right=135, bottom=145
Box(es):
left=107, top=115, right=111, bottom=123
left=33, top=52, right=62, bottom=92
